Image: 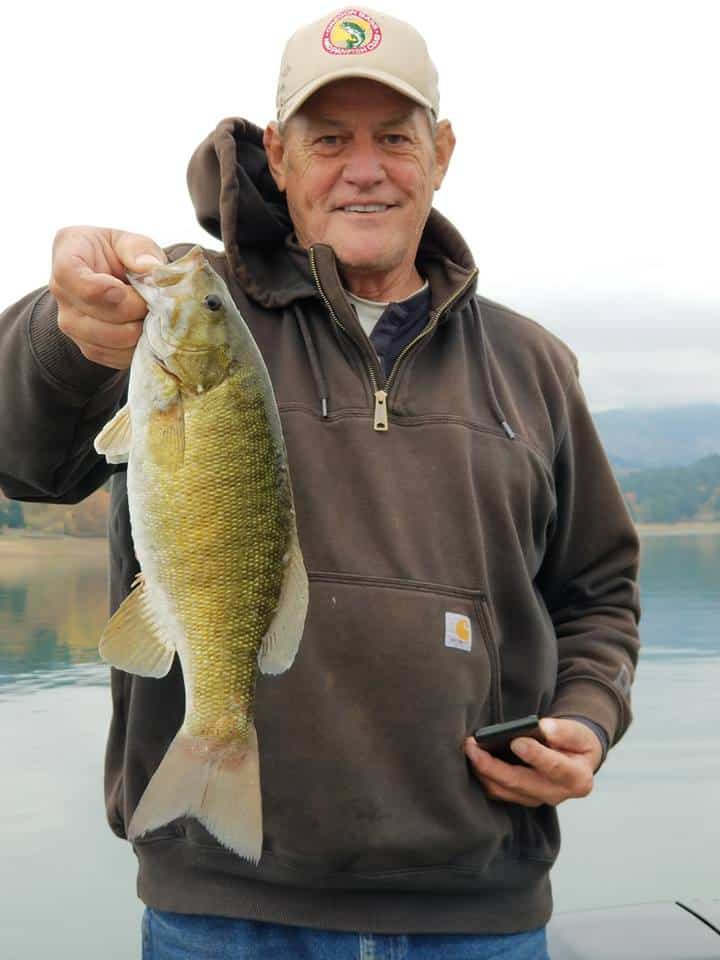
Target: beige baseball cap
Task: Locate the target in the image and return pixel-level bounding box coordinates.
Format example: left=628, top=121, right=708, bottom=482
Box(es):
left=276, top=6, right=439, bottom=125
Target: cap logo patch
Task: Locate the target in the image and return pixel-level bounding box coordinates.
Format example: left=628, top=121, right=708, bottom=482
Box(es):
left=322, top=9, right=382, bottom=55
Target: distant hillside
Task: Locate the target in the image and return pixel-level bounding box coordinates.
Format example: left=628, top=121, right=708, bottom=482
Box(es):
left=592, top=403, right=720, bottom=470
left=617, top=454, right=720, bottom=523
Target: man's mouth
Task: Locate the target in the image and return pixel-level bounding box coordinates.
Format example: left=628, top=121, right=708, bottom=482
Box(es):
left=337, top=204, right=395, bottom=214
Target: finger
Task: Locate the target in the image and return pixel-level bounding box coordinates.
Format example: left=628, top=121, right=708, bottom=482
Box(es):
left=108, top=228, right=168, bottom=274
left=52, top=255, right=149, bottom=326
left=508, top=737, right=577, bottom=787
left=50, top=226, right=166, bottom=322
left=511, top=737, right=595, bottom=798
left=475, top=776, right=545, bottom=807
left=465, top=739, right=566, bottom=797
left=466, top=749, right=561, bottom=806
left=539, top=717, right=595, bottom=754
left=55, top=267, right=148, bottom=324
left=60, top=311, right=144, bottom=351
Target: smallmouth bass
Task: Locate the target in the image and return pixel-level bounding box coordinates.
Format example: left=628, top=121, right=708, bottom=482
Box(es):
left=94, top=245, right=308, bottom=863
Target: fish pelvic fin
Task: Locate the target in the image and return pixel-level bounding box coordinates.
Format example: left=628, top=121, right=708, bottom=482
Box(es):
left=257, top=527, right=309, bottom=675
left=94, top=402, right=132, bottom=464
left=127, top=724, right=263, bottom=865
left=99, top=572, right=177, bottom=677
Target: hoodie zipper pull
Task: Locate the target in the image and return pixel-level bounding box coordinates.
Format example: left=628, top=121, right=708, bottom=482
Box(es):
left=373, top=390, right=388, bottom=431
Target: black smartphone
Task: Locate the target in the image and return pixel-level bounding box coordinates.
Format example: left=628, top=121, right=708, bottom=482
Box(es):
left=472, top=714, right=546, bottom=765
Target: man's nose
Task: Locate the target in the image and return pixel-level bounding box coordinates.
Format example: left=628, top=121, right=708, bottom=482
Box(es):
left=341, top=141, right=387, bottom=187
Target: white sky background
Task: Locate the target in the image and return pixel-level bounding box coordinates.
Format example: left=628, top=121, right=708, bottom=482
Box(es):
left=1, top=0, right=718, bottom=412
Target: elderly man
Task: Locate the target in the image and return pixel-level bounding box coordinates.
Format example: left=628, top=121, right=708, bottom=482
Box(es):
left=0, top=6, right=640, bottom=959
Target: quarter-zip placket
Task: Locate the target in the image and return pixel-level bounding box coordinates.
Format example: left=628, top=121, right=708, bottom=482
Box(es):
left=309, top=246, right=479, bottom=432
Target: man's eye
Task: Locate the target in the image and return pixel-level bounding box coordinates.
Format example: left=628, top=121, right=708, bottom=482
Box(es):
left=318, top=135, right=341, bottom=146
left=383, top=134, right=409, bottom=145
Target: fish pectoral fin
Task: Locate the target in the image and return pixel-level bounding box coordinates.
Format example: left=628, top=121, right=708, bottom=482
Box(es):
left=99, top=571, right=177, bottom=677
left=94, top=402, right=132, bottom=464
left=148, top=393, right=185, bottom=469
left=257, top=528, right=309, bottom=675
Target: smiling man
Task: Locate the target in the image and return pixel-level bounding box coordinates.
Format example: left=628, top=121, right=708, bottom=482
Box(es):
left=0, top=6, right=640, bottom=960
left=264, top=78, right=454, bottom=302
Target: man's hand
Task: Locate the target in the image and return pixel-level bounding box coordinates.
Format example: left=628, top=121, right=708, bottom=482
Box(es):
left=463, top=717, right=603, bottom=807
left=49, top=226, right=168, bottom=370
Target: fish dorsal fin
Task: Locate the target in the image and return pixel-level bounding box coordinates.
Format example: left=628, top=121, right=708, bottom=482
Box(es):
left=148, top=394, right=185, bottom=470
left=94, top=402, right=132, bottom=464
left=99, top=572, right=177, bottom=677
left=257, top=527, right=309, bottom=675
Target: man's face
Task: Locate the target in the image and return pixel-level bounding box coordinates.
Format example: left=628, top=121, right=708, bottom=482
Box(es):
left=263, top=78, right=455, bottom=276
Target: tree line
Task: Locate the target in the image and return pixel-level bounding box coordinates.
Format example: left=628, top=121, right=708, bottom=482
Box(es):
left=617, top=454, right=720, bottom=523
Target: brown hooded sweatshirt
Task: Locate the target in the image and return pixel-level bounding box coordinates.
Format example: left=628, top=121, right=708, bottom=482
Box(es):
left=0, top=117, right=641, bottom=934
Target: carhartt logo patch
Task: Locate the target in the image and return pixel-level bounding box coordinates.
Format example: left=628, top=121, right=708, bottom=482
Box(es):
left=445, top=612, right=472, bottom=651
left=322, top=9, right=382, bottom=55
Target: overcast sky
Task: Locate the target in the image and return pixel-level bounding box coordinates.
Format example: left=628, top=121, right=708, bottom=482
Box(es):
left=2, top=0, right=718, bottom=412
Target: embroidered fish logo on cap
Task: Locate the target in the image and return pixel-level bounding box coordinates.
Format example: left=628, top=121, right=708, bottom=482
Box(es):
left=322, top=9, right=383, bottom=55
left=445, top=612, right=472, bottom=651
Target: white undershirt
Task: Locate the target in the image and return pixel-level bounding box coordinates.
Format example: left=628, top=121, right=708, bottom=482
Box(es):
left=345, top=280, right=430, bottom=338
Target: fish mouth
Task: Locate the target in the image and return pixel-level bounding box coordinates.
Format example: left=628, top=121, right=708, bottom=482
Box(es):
left=126, top=245, right=206, bottom=302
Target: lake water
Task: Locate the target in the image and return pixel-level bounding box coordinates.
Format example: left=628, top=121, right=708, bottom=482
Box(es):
left=1, top=532, right=718, bottom=958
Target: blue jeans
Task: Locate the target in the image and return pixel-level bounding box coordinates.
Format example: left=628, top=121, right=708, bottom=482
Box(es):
left=141, top=907, right=550, bottom=959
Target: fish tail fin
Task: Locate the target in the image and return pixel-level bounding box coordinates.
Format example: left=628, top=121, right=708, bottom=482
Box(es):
left=127, top=723, right=263, bottom=864
left=197, top=723, right=263, bottom=864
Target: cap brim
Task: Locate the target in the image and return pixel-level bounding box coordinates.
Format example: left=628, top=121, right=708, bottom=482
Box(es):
left=279, top=68, right=434, bottom=124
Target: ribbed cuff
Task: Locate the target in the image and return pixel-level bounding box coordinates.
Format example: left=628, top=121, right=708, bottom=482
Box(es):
left=554, top=714, right=609, bottom=771
left=28, top=287, right=121, bottom=395
left=547, top=678, right=623, bottom=754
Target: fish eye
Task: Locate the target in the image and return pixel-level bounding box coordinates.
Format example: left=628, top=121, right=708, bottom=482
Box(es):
left=203, top=294, right=223, bottom=311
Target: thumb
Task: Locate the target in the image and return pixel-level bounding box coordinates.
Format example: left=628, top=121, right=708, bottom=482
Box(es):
left=539, top=717, right=594, bottom=754
left=110, top=230, right=168, bottom=274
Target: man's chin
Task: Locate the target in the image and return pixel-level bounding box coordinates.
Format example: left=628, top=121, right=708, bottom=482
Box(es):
left=331, top=242, right=401, bottom=274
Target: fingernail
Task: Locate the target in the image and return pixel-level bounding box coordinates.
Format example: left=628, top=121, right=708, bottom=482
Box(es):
left=512, top=739, right=529, bottom=757
left=134, top=254, right=162, bottom=269
left=105, top=287, right=125, bottom=304
left=543, top=719, right=557, bottom=736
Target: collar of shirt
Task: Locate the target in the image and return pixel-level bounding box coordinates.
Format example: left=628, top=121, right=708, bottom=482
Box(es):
left=344, top=280, right=432, bottom=379
left=345, top=280, right=431, bottom=338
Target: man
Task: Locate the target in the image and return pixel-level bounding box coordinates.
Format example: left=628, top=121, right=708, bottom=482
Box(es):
left=0, top=7, right=640, bottom=959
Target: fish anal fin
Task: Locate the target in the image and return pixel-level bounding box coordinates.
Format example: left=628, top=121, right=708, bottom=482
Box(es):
left=99, top=571, right=176, bottom=677
left=94, top=402, right=132, bottom=464
left=257, top=528, right=309, bottom=676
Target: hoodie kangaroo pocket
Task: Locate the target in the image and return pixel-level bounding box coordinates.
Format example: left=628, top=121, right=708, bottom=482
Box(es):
left=183, top=570, right=514, bottom=889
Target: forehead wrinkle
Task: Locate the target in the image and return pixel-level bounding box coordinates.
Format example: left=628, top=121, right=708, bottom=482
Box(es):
left=304, top=109, right=418, bottom=132
left=376, top=111, right=416, bottom=128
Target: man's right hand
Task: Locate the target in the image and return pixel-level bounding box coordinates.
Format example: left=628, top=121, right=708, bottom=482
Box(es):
left=49, top=226, right=168, bottom=370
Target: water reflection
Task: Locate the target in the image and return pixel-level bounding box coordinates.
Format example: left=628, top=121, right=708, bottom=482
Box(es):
left=0, top=537, right=109, bottom=691
left=638, top=533, right=720, bottom=660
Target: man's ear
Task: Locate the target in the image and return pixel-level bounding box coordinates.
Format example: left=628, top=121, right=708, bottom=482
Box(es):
left=263, top=121, right=287, bottom=193
left=432, top=119, right=456, bottom=191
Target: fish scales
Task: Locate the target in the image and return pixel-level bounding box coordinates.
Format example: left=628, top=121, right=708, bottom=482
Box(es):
left=138, top=365, right=293, bottom=741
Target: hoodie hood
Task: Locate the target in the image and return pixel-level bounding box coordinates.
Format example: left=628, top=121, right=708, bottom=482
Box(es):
left=186, top=116, right=478, bottom=314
